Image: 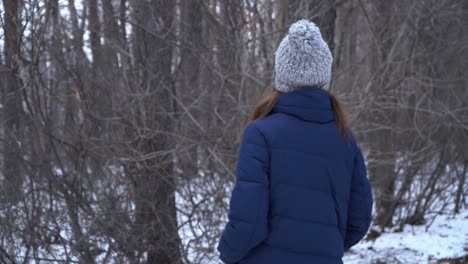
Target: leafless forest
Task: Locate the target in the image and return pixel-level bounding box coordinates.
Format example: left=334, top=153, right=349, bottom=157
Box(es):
left=0, top=0, right=467, bottom=263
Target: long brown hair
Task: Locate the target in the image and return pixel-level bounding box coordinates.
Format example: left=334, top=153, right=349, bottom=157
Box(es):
left=247, top=88, right=283, bottom=123
left=247, top=87, right=350, bottom=141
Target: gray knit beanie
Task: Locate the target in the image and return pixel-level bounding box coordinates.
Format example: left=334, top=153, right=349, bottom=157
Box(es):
left=274, top=19, right=333, bottom=92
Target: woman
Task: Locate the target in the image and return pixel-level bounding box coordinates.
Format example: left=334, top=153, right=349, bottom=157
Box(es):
left=217, top=19, right=373, bottom=264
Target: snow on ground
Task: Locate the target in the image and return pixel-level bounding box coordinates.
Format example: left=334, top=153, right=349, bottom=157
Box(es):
left=343, top=209, right=468, bottom=264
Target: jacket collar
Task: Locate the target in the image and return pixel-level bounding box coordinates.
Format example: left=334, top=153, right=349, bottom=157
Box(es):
left=271, top=86, right=334, bottom=123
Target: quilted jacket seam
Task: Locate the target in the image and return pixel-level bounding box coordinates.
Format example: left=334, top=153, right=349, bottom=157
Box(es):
left=271, top=213, right=340, bottom=228
left=271, top=147, right=334, bottom=162
left=264, top=243, right=343, bottom=259
left=250, top=122, right=272, bottom=151
left=273, top=182, right=348, bottom=201
left=236, top=165, right=268, bottom=187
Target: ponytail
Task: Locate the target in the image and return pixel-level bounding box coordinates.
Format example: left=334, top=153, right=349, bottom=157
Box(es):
left=247, top=89, right=283, bottom=124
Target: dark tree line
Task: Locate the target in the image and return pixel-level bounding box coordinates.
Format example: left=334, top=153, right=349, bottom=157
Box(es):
left=0, top=0, right=466, bottom=263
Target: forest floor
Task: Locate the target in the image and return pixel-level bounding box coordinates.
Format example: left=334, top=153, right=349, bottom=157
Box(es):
left=343, top=208, right=468, bottom=264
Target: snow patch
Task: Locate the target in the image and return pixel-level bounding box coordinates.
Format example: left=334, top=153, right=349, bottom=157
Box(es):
left=344, top=209, right=468, bottom=263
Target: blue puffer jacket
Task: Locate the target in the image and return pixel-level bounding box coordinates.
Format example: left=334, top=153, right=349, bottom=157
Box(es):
left=217, top=87, right=373, bottom=264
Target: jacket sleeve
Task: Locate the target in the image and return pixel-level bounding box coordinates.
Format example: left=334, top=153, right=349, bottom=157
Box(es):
left=217, top=123, right=270, bottom=263
left=344, top=140, right=373, bottom=251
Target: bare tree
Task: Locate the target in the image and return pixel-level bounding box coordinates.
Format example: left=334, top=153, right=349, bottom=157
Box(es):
left=1, top=0, right=22, bottom=203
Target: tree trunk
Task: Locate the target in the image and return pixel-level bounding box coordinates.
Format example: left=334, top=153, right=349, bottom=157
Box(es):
left=175, top=0, right=203, bottom=180
left=130, top=1, right=182, bottom=263
left=2, top=0, right=23, bottom=203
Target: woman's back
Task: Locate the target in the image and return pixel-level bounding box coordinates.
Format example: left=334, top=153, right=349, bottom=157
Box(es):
left=217, top=19, right=373, bottom=264
left=257, top=88, right=353, bottom=259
